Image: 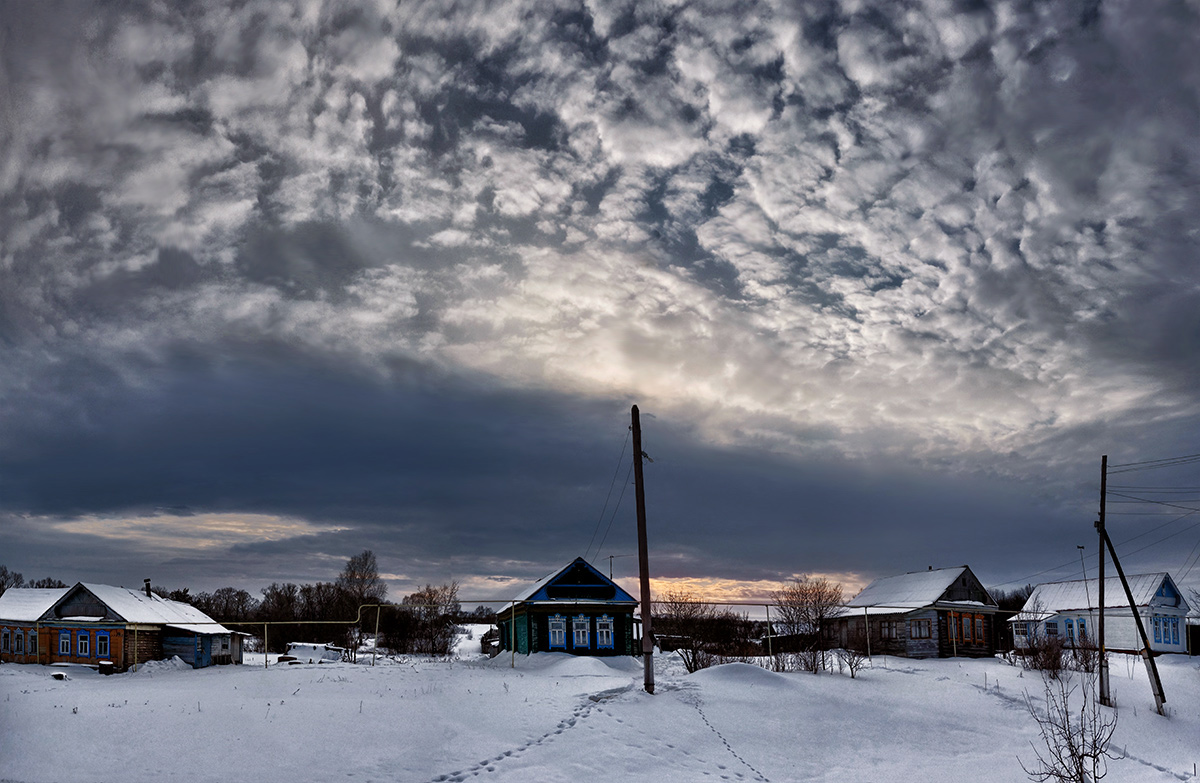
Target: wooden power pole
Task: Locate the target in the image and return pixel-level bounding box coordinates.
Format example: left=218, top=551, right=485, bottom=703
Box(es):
left=632, top=405, right=655, bottom=694
left=1096, top=454, right=1111, bottom=707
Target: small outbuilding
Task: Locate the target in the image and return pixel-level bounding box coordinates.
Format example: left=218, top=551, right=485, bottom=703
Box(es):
left=496, top=558, right=640, bottom=657
left=827, top=565, right=999, bottom=658
left=1011, top=573, right=1190, bottom=655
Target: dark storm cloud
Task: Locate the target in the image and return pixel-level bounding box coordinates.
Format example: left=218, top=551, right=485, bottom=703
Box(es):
left=3, top=0, right=1200, bottom=595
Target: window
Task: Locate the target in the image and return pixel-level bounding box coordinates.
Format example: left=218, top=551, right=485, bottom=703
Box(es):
left=1, top=630, right=8, bottom=652
left=1014, top=621, right=1028, bottom=637
left=1044, top=622, right=1058, bottom=638
left=77, top=633, right=90, bottom=657
left=572, top=616, right=589, bottom=649
left=596, top=615, right=614, bottom=649
left=1077, top=619, right=1087, bottom=641
left=548, top=616, right=566, bottom=649
left=1171, top=618, right=1180, bottom=645
left=975, top=617, right=984, bottom=643
left=59, top=632, right=71, bottom=655
left=14, top=631, right=24, bottom=654
left=96, top=633, right=110, bottom=658
left=28, top=631, right=37, bottom=655
left=909, top=619, right=931, bottom=639
left=1153, top=615, right=1161, bottom=644
left=880, top=620, right=900, bottom=640
left=1065, top=619, right=1075, bottom=642
left=961, top=615, right=972, bottom=643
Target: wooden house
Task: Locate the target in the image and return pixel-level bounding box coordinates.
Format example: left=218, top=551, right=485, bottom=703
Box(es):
left=0, top=581, right=241, bottom=671
left=1011, top=573, right=1190, bottom=655
left=496, top=558, right=640, bottom=657
left=826, top=565, right=999, bottom=658
left=0, top=588, right=69, bottom=665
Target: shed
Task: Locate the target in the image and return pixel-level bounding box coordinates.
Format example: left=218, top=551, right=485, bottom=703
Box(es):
left=496, top=558, right=640, bottom=656
left=827, top=565, right=999, bottom=658
left=1011, top=573, right=1190, bottom=655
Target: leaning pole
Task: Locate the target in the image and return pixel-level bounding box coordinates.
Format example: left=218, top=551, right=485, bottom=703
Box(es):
left=632, top=404, right=654, bottom=694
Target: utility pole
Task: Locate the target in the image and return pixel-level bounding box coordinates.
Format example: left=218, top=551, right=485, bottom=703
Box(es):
left=1101, top=528, right=1166, bottom=714
left=632, top=405, right=655, bottom=694
left=1096, top=455, right=1111, bottom=707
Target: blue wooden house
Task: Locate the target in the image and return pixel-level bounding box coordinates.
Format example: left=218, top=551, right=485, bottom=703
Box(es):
left=497, top=558, right=640, bottom=656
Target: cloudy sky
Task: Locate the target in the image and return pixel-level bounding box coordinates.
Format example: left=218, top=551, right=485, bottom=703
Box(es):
left=3, top=0, right=1200, bottom=606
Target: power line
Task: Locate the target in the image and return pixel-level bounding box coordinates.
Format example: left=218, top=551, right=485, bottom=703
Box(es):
left=583, top=428, right=630, bottom=562
left=594, top=462, right=634, bottom=558
left=1108, top=452, right=1200, bottom=469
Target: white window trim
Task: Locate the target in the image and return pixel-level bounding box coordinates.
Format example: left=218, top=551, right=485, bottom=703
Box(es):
left=572, top=615, right=590, bottom=649
left=77, top=633, right=90, bottom=657
left=59, top=633, right=71, bottom=655
left=596, top=615, right=614, bottom=649
left=548, top=615, right=566, bottom=649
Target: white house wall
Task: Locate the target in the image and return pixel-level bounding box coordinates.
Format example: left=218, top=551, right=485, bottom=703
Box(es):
left=1015, top=607, right=1188, bottom=654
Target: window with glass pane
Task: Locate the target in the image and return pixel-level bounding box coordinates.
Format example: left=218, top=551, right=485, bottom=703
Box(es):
left=78, top=633, right=89, bottom=656
left=14, top=632, right=23, bottom=653
left=549, top=616, right=566, bottom=648
left=572, top=616, right=589, bottom=648
left=597, top=616, right=614, bottom=648
left=975, top=617, right=983, bottom=642
left=59, top=633, right=70, bottom=655
left=97, top=633, right=110, bottom=658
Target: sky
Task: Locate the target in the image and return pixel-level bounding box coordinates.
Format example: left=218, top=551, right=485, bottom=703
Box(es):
left=2, top=0, right=1200, bottom=606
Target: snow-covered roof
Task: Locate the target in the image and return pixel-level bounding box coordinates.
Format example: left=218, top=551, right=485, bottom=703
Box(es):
left=1020, top=573, right=1185, bottom=615
left=503, top=558, right=637, bottom=611
left=75, top=584, right=232, bottom=634
left=0, top=588, right=70, bottom=622
left=846, top=566, right=968, bottom=610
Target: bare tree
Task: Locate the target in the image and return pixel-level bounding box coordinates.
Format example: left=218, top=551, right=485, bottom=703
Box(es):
left=653, top=588, right=719, bottom=673
left=773, top=575, right=844, bottom=673
left=336, top=549, right=387, bottom=608
left=835, top=627, right=869, bottom=678
left=402, top=582, right=460, bottom=655
left=1020, top=669, right=1117, bottom=783
left=0, top=565, right=25, bottom=597
left=28, top=577, right=67, bottom=588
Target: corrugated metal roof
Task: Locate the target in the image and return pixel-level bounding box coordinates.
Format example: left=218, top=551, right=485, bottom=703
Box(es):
left=78, top=584, right=232, bottom=634
left=1021, top=573, right=1175, bottom=614
left=0, top=588, right=70, bottom=622
left=846, top=566, right=968, bottom=609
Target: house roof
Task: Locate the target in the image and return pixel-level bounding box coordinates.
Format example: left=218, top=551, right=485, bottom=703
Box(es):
left=47, top=583, right=232, bottom=634
left=846, top=566, right=970, bottom=610
left=1019, top=573, right=1186, bottom=615
left=0, top=588, right=70, bottom=622
left=505, top=557, right=638, bottom=610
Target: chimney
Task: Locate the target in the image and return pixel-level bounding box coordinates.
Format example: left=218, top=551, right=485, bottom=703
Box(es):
left=144, top=578, right=152, bottom=598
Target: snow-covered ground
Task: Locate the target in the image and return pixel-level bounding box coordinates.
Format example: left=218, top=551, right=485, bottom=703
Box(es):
left=2, top=636, right=1197, bottom=783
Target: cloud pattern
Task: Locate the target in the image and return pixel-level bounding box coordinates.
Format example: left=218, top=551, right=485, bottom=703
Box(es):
left=3, top=0, right=1200, bottom=593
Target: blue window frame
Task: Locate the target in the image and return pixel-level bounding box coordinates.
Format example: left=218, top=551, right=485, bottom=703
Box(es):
left=96, top=632, right=110, bottom=658
left=548, top=615, right=566, bottom=649
left=59, top=632, right=70, bottom=655
left=572, top=615, right=589, bottom=649
left=1170, top=617, right=1179, bottom=645
left=1044, top=621, right=1058, bottom=637
left=596, top=615, right=614, bottom=649
left=28, top=631, right=37, bottom=655
left=1065, top=619, right=1074, bottom=642
left=1077, top=618, right=1087, bottom=640
left=77, top=632, right=90, bottom=657
left=14, top=631, right=23, bottom=654
left=1, top=629, right=8, bottom=652
left=1153, top=616, right=1161, bottom=644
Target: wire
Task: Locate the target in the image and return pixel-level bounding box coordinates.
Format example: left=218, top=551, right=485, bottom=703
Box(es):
left=1177, top=534, right=1200, bottom=582
left=1108, top=452, right=1200, bottom=469
left=1104, top=491, right=1200, bottom=514
left=594, top=462, right=634, bottom=558
left=583, top=429, right=630, bottom=561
